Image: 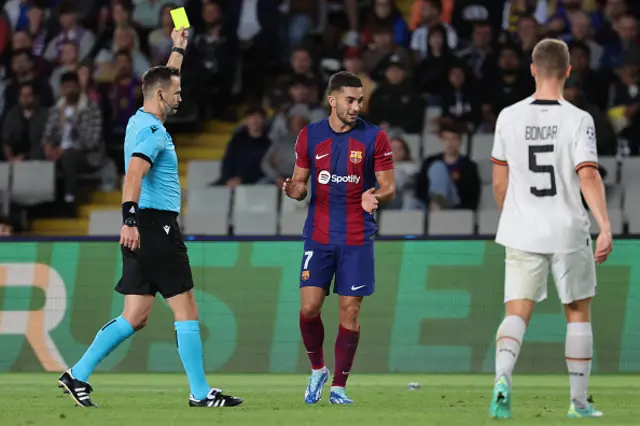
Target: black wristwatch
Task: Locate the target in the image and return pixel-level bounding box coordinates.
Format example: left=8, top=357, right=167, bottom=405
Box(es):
left=172, top=47, right=185, bottom=55
left=123, top=217, right=137, bottom=227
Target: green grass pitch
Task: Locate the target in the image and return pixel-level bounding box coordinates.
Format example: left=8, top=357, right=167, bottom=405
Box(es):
left=1, top=374, right=638, bottom=425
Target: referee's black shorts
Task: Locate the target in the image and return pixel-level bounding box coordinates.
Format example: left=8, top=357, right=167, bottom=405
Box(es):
left=115, top=208, right=194, bottom=299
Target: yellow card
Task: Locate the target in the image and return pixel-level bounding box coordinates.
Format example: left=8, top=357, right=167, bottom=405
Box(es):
left=170, top=7, right=190, bottom=29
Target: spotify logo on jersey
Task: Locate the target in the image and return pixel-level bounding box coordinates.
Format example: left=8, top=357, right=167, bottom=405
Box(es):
left=318, top=170, right=331, bottom=184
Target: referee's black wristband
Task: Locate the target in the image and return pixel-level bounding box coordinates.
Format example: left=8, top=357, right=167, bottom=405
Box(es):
left=171, top=47, right=185, bottom=55
left=122, top=202, right=138, bottom=227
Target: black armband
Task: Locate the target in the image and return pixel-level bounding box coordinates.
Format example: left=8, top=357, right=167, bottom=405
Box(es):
left=171, top=47, right=185, bottom=55
left=122, top=201, right=139, bottom=227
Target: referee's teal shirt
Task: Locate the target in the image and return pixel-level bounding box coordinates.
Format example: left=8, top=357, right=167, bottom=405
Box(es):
left=124, top=108, right=181, bottom=213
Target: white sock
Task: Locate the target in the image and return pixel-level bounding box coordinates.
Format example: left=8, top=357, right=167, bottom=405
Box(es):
left=312, top=367, right=327, bottom=374
left=495, top=315, right=527, bottom=387
left=566, top=322, right=593, bottom=406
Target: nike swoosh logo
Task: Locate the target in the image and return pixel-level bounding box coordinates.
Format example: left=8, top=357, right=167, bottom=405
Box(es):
left=351, top=285, right=366, bottom=291
left=316, top=154, right=329, bottom=160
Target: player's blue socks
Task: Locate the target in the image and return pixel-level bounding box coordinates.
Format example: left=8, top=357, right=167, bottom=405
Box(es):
left=175, top=320, right=210, bottom=401
left=71, top=315, right=135, bottom=382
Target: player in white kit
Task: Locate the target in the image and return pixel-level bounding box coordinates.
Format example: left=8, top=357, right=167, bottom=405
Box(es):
left=488, top=39, right=613, bottom=420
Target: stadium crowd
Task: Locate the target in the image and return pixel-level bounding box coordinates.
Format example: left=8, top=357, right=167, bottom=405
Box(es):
left=0, top=0, right=638, bottom=229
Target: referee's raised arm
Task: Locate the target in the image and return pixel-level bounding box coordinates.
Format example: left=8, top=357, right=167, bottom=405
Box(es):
left=120, top=27, right=189, bottom=250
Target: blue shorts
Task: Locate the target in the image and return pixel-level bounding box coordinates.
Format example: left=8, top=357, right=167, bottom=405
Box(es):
left=299, top=239, right=375, bottom=296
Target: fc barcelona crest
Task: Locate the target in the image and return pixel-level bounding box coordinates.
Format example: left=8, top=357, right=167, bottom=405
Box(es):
left=349, top=150, right=363, bottom=164
left=301, top=270, right=310, bottom=281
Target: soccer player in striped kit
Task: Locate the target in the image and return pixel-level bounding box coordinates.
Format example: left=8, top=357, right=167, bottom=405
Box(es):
left=282, top=71, right=396, bottom=405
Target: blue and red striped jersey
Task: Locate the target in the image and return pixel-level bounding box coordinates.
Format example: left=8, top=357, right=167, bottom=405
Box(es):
left=295, top=117, right=394, bottom=245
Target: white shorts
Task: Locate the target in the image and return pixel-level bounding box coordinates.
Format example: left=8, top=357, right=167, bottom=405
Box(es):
left=503, top=245, right=597, bottom=304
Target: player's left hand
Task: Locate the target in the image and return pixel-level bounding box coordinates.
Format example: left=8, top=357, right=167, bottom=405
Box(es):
left=361, top=188, right=378, bottom=214
left=171, top=27, right=188, bottom=50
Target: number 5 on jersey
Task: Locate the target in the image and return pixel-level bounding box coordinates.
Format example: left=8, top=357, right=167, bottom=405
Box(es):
left=529, top=145, right=557, bottom=197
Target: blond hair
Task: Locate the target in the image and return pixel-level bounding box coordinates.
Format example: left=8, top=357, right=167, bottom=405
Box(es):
left=532, top=38, right=570, bottom=80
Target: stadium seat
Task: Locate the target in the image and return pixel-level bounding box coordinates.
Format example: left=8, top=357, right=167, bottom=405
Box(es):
left=624, top=185, right=640, bottom=233
left=423, top=106, right=441, bottom=134
left=606, top=184, right=623, bottom=210
left=280, top=189, right=310, bottom=212
left=233, top=212, right=277, bottom=235
left=0, top=163, right=10, bottom=215
left=598, top=156, right=618, bottom=185
left=279, top=211, right=307, bottom=235
left=187, top=187, right=232, bottom=214
left=621, top=157, right=640, bottom=187
left=478, top=184, right=496, bottom=210
left=428, top=210, right=474, bottom=235
left=183, top=211, right=228, bottom=235
left=589, top=209, right=623, bottom=235
left=233, top=184, right=278, bottom=214
left=11, top=161, right=55, bottom=206
left=186, top=160, right=221, bottom=189
left=477, top=159, right=492, bottom=185
left=88, top=210, right=121, bottom=235
left=477, top=210, right=500, bottom=235
left=378, top=210, right=425, bottom=235
left=469, top=133, right=493, bottom=161
left=403, top=133, right=421, bottom=159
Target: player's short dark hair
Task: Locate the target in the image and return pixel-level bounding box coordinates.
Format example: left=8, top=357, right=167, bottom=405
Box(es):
left=141, top=66, right=180, bottom=98
left=60, top=71, right=79, bottom=85
left=327, top=71, right=363, bottom=95
left=532, top=38, right=570, bottom=79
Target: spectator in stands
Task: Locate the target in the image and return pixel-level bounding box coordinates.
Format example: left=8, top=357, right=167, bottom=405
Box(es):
left=12, top=29, right=31, bottom=50
left=384, top=133, right=419, bottom=210
left=415, top=122, right=480, bottom=211
left=285, top=0, right=322, bottom=55
left=361, top=0, right=411, bottom=48
left=411, top=0, right=458, bottom=62
left=516, top=15, right=542, bottom=64
left=26, top=2, right=46, bottom=57
left=564, top=75, right=618, bottom=156
left=409, top=0, right=454, bottom=31
left=4, top=49, right=53, bottom=112
left=479, top=43, right=534, bottom=130
left=217, top=106, right=271, bottom=189
left=43, top=1, right=96, bottom=64
left=415, top=24, right=454, bottom=97
left=457, top=20, right=496, bottom=81
left=3, top=0, right=30, bottom=32
left=568, top=41, right=609, bottom=110
left=42, top=71, right=104, bottom=215
left=502, top=0, right=553, bottom=35
left=547, top=0, right=603, bottom=38
left=105, top=51, right=143, bottom=139
left=610, top=51, right=640, bottom=144
left=93, top=1, right=145, bottom=61
left=261, top=104, right=309, bottom=187
left=601, top=12, right=640, bottom=69
left=2, top=81, right=47, bottom=162
left=598, top=0, right=629, bottom=44
left=193, top=0, right=237, bottom=121
left=271, top=48, right=323, bottom=109
left=438, top=63, right=479, bottom=130
left=227, top=0, right=280, bottom=102
left=450, top=0, right=504, bottom=42
left=343, top=47, right=376, bottom=114
left=563, top=11, right=604, bottom=69
left=363, top=23, right=412, bottom=83
left=77, top=62, right=101, bottom=105
left=368, top=55, right=424, bottom=134
left=0, top=215, right=14, bottom=236
left=50, top=41, right=79, bottom=99
left=94, top=24, right=151, bottom=81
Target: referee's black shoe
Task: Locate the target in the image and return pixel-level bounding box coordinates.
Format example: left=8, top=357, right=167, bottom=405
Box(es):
left=57, top=369, right=97, bottom=408
left=189, top=388, right=243, bottom=408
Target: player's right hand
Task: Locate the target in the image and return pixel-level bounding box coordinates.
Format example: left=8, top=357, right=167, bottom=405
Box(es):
left=594, top=230, right=613, bottom=264
left=282, top=178, right=306, bottom=200
left=120, top=225, right=140, bottom=251
left=361, top=187, right=378, bottom=214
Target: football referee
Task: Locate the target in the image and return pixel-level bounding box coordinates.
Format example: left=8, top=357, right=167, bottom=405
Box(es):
left=57, top=27, right=243, bottom=409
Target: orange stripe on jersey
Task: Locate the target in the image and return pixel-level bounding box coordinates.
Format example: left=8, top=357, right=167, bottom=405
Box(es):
left=491, top=157, right=508, bottom=166
left=575, top=161, right=599, bottom=172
